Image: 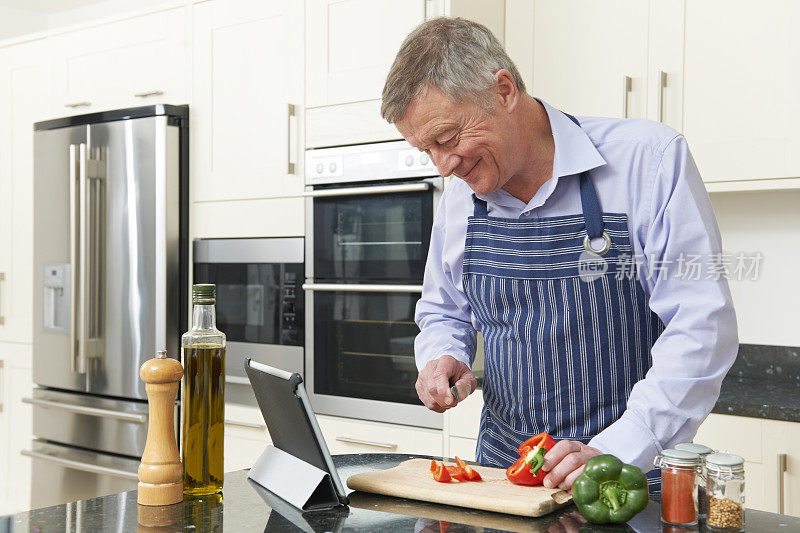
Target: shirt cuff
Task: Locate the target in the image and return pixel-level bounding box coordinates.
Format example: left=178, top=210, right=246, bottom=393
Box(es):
left=588, top=412, right=663, bottom=473
left=415, top=345, right=472, bottom=371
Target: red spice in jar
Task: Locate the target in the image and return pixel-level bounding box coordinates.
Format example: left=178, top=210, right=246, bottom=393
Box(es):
left=662, top=467, right=697, bottom=525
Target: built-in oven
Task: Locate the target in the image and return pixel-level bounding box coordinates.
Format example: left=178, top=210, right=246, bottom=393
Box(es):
left=194, top=237, right=304, bottom=405
left=304, top=140, right=445, bottom=429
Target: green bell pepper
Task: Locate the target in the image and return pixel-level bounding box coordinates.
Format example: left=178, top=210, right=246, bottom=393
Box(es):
left=572, top=454, right=649, bottom=524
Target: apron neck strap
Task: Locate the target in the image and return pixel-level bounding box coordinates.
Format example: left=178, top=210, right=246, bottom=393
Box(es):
left=563, top=112, right=605, bottom=239
left=472, top=194, right=488, bottom=217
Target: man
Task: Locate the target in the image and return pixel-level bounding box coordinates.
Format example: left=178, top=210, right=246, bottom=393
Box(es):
left=380, top=17, right=737, bottom=491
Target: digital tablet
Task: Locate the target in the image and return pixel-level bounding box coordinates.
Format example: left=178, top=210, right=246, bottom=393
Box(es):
left=244, top=359, right=349, bottom=506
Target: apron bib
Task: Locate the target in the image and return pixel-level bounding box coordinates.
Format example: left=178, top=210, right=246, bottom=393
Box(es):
left=462, top=113, right=664, bottom=490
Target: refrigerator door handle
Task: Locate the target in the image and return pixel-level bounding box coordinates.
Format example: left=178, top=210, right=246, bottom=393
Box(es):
left=77, top=143, right=89, bottom=374
left=69, top=144, right=81, bottom=373
left=23, top=397, right=147, bottom=424
left=21, top=449, right=139, bottom=481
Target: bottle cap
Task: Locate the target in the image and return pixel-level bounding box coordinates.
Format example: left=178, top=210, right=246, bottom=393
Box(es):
left=193, top=284, right=216, bottom=304
left=655, top=448, right=702, bottom=468
left=675, top=442, right=715, bottom=457
left=156, top=350, right=167, bottom=359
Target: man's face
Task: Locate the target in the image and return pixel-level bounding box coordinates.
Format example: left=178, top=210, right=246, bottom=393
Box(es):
left=395, top=86, right=516, bottom=195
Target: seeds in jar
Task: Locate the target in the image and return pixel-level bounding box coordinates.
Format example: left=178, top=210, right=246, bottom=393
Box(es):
left=708, top=497, right=744, bottom=528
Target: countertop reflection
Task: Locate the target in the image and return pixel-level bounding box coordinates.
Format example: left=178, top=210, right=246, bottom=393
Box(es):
left=3, top=453, right=799, bottom=532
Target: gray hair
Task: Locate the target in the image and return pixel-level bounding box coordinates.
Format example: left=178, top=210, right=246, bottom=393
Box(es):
left=381, top=17, right=526, bottom=124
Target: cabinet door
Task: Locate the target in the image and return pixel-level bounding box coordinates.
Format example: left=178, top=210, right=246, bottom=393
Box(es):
left=0, top=40, right=51, bottom=343
left=306, top=0, right=426, bottom=108
left=223, top=404, right=271, bottom=473
left=0, top=342, right=33, bottom=515
left=762, top=420, right=800, bottom=517
left=694, top=413, right=767, bottom=512
left=192, top=0, right=304, bottom=206
left=50, top=7, right=188, bottom=114
left=531, top=0, right=649, bottom=118
left=683, top=0, right=800, bottom=182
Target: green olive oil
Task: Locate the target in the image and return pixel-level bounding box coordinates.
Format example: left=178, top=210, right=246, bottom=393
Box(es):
left=182, top=284, right=226, bottom=495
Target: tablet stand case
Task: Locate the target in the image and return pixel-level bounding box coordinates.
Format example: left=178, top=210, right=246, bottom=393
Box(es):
left=248, top=445, right=341, bottom=511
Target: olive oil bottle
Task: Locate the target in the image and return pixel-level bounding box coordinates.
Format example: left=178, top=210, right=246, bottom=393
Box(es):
left=182, top=284, right=225, bottom=495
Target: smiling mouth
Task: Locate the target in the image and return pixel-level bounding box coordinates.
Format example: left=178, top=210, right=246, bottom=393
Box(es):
left=463, top=160, right=479, bottom=180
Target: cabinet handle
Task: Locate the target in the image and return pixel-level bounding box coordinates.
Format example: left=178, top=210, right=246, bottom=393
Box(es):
left=622, top=75, right=632, bottom=118
left=65, top=102, right=91, bottom=108
left=0, top=272, right=5, bottom=326
left=224, top=419, right=266, bottom=430
left=778, top=453, right=788, bottom=514
left=657, top=71, right=668, bottom=123
left=133, top=90, right=164, bottom=98
left=335, top=436, right=397, bottom=450
left=287, top=103, right=297, bottom=175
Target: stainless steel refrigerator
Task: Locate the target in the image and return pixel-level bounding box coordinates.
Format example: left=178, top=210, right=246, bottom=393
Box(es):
left=26, top=105, right=188, bottom=509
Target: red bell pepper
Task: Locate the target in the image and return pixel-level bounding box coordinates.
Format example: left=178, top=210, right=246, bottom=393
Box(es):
left=455, top=456, right=482, bottom=481
left=446, top=466, right=468, bottom=481
left=506, top=432, right=557, bottom=486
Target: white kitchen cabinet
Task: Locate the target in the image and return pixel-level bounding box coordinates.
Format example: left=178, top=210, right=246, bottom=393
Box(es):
left=0, top=39, right=50, bottom=344
left=317, top=415, right=443, bottom=457
left=0, top=342, right=33, bottom=516
left=192, top=0, right=304, bottom=219
left=694, top=413, right=767, bottom=512
left=448, top=436, right=478, bottom=462
left=762, top=419, right=800, bottom=517
left=305, top=0, right=426, bottom=108
left=682, top=0, right=800, bottom=183
left=447, top=390, right=483, bottom=440
left=224, top=403, right=272, bottom=473
left=49, top=7, right=187, bottom=115
left=531, top=0, right=650, bottom=119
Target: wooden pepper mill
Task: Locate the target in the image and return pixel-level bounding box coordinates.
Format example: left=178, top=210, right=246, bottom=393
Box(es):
left=138, top=349, right=184, bottom=506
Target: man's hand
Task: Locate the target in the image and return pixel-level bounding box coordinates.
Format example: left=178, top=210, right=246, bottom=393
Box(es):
left=541, top=440, right=602, bottom=490
left=415, top=355, right=477, bottom=413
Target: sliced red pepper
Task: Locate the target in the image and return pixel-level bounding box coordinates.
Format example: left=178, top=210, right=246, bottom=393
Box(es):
left=455, top=456, right=482, bottom=481
left=506, top=432, right=557, bottom=486
left=433, top=462, right=452, bottom=482
left=445, top=465, right=468, bottom=481
left=430, top=459, right=437, bottom=473
left=439, top=521, right=449, bottom=533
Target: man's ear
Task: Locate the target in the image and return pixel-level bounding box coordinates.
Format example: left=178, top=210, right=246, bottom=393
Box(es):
left=494, top=69, right=519, bottom=113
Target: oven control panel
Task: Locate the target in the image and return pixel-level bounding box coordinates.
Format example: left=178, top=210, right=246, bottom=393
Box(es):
left=280, top=269, right=302, bottom=345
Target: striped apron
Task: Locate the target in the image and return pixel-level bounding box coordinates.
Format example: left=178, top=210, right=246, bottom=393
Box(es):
left=463, top=113, right=664, bottom=490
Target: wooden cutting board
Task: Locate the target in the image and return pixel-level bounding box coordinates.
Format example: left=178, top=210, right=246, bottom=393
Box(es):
left=346, top=458, right=572, bottom=518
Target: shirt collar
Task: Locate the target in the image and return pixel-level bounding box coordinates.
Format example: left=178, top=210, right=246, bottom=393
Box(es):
left=475, top=98, right=607, bottom=210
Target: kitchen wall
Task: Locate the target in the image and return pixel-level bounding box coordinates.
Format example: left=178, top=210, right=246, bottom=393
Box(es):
left=711, top=191, right=800, bottom=346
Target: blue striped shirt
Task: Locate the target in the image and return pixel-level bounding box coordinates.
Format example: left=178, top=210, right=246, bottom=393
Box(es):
left=415, top=98, right=739, bottom=471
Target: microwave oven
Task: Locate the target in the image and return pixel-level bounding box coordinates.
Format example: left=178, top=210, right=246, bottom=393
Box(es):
left=193, top=237, right=304, bottom=406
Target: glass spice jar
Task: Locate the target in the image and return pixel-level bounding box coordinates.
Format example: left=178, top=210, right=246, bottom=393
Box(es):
left=705, top=453, right=745, bottom=531
left=675, top=442, right=715, bottom=519
left=655, top=449, right=702, bottom=527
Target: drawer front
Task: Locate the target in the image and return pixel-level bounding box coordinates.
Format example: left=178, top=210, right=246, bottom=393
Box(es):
left=317, top=415, right=442, bottom=457
left=448, top=391, right=484, bottom=439
left=30, top=388, right=150, bottom=458
left=449, top=437, right=478, bottom=462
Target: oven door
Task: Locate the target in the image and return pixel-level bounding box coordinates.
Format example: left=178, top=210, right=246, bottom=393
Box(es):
left=306, top=178, right=442, bottom=282
left=302, top=283, right=442, bottom=429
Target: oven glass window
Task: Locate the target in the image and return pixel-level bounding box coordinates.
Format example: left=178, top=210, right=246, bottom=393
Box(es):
left=313, top=290, right=421, bottom=405
left=313, top=189, right=433, bottom=282
left=194, top=263, right=303, bottom=346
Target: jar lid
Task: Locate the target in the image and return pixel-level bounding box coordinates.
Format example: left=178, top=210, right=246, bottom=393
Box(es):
left=705, top=452, right=744, bottom=473
left=655, top=448, right=701, bottom=468
left=675, top=442, right=714, bottom=456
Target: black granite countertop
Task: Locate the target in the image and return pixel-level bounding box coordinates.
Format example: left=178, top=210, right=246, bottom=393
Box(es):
left=3, top=453, right=799, bottom=532
left=477, top=344, right=800, bottom=423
